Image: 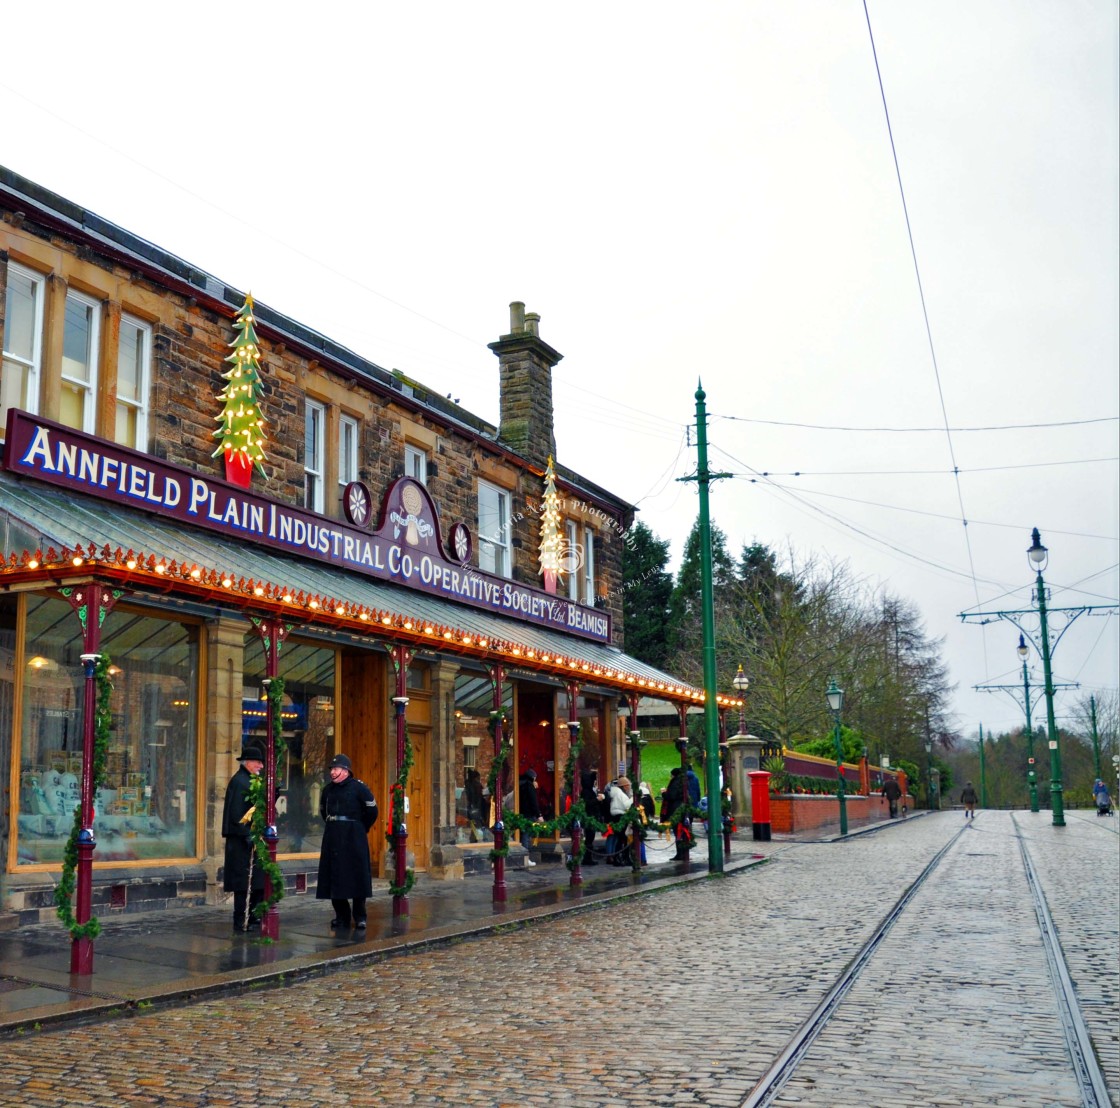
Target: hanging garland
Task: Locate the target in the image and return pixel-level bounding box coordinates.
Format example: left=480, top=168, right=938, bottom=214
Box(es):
left=486, top=734, right=513, bottom=862
left=560, top=733, right=583, bottom=869
left=55, top=654, right=114, bottom=941
left=247, top=677, right=287, bottom=923
left=387, top=724, right=415, bottom=898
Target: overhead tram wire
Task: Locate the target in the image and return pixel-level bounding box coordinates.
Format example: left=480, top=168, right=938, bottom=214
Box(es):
left=1071, top=615, right=1118, bottom=685
left=723, top=456, right=1118, bottom=479
left=750, top=481, right=1120, bottom=541
left=633, top=430, right=690, bottom=507
left=863, top=0, right=988, bottom=670
left=711, top=414, right=1118, bottom=433
left=709, top=442, right=1006, bottom=590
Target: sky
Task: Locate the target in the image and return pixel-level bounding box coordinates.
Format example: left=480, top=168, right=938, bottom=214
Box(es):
left=3, top=1, right=1117, bottom=742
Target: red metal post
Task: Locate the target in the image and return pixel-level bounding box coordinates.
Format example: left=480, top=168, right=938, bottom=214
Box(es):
left=63, top=583, right=120, bottom=975
left=748, top=770, right=772, bottom=841
left=676, top=704, right=691, bottom=866
left=489, top=664, right=507, bottom=902
left=391, top=645, right=413, bottom=917
left=720, top=739, right=732, bottom=859
left=254, top=618, right=290, bottom=941
left=567, top=682, right=582, bottom=887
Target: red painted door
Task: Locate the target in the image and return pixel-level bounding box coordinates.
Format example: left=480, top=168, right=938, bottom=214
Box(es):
left=516, top=688, right=556, bottom=819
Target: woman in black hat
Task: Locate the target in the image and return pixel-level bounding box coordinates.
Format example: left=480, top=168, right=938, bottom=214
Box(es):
left=221, top=744, right=267, bottom=932
left=317, top=753, right=379, bottom=929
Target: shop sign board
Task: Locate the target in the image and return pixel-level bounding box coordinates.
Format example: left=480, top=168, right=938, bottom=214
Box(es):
left=2, top=410, right=612, bottom=643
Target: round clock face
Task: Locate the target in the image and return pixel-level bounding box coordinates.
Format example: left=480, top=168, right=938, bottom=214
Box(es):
left=343, top=481, right=373, bottom=528
left=449, top=522, right=473, bottom=564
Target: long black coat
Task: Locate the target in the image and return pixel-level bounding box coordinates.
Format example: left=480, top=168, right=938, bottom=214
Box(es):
left=221, top=766, right=266, bottom=893
left=316, top=775, right=378, bottom=900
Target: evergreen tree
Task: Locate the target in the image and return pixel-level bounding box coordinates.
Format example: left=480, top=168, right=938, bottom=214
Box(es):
left=621, top=521, right=674, bottom=670
left=538, top=457, right=562, bottom=594
left=212, top=293, right=268, bottom=488
left=666, top=518, right=736, bottom=672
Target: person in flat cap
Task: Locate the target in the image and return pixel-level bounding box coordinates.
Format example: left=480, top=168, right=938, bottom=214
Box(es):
left=317, top=753, right=378, bottom=929
left=221, top=743, right=266, bottom=932
left=518, top=767, right=545, bottom=867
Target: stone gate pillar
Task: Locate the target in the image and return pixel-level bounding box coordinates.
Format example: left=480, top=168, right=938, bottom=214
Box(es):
left=726, top=734, right=766, bottom=823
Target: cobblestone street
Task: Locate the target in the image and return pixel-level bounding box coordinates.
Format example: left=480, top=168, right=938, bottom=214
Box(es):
left=0, top=811, right=1115, bottom=1108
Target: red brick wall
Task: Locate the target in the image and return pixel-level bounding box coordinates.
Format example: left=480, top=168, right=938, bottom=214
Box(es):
left=769, top=793, right=914, bottom=834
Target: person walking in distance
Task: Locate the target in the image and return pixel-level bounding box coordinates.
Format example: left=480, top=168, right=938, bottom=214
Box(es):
left=960, top=781, right=979, bottom=820
left=317, top=754, right=378, bottom=930
left=882, top=775, right=902, bottom=819
left=579, top=769, right=605, bottom=864
left=518, top=768, right=544, bottom=866
left=221, top=744, right=266, bottom=933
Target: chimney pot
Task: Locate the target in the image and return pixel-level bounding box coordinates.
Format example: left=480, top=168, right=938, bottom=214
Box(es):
left=524, top=312, right=540, bottom=337
left=509, top=301, right=526, bottom=333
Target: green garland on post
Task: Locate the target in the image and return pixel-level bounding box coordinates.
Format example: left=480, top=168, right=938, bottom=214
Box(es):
left=247, top=677, right=287, bottom=921
left=486, top=733, right=513, bottom=862
left=55, top=654, right=114, bottom=940
left=387, top=724, right=416, bottom=898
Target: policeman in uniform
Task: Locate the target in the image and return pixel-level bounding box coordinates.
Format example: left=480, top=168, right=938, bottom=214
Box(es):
left=317, top=753, right=378, bottom=929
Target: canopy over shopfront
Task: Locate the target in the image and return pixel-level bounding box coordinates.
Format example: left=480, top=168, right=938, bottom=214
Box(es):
left=0, top=467, right=708, bottom=701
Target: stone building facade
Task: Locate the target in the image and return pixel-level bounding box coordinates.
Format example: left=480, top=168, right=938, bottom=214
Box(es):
left=0, top=166, right=705, bottom=928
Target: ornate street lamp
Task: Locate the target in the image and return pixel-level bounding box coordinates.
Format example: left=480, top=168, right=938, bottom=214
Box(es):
left=1017, top=633, right=1040, bottom=813
left=924, top=733, right=934, bottom=811
left=732, top=664, right=749, bottom=735
left=826, top=678, right=847, bottom=835
left=1028, top=528, right=1064, bottom=826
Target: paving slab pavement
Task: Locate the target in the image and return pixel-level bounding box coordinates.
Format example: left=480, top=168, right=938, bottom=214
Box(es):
left=0, top=835, right=781, bottom=1034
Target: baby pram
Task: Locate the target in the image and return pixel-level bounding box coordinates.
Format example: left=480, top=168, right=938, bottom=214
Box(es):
left=1095, top=784, right=1114, bottom=816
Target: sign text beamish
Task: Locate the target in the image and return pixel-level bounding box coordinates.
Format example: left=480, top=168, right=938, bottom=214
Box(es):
left=2, top=410, right=611, bottom=643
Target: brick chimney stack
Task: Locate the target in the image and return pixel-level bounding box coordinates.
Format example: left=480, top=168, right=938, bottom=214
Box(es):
left=490, top=301, right=562, bottom=470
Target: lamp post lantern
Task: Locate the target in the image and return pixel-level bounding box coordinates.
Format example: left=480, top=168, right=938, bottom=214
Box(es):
left=924, top=734, right=934, bottom=811
left=1017, top=634, right=1040, bottom=813
left=1028, top=528, right=1064, bottom=827
left=732, top=664, right=748, bottom=735
left=826, top=679, right=847, bottom=836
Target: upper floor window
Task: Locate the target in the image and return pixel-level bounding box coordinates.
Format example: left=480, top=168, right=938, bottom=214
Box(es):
left=115, top=314, right=151, bottom=449
left=564, top=521, right=596, bottom=604
left=583, top=527, right=596, bottom=605
left=404, top=444, right=428, bottom=485
left=477, top=480, right=511, bottom=578
left=59, top=289, right=101, bottom=432
left=304, top=399, right=325, bottom=512
left=566, top=520, right=580, bottom=601
left=339, top=414, right=358, bottom=488
left=1, top=263, right=44, bottom=424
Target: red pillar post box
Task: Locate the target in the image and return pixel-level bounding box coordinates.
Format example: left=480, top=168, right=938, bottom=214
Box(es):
left=748, top=770, right=772, bottom=841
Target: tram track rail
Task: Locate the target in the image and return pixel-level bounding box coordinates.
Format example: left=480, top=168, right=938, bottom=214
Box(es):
left=739, top=821, right=969, bottom=1108
left=739, top=817, right=1115, bottom=1108
left=1012, top=813, right=1114, bottom=1108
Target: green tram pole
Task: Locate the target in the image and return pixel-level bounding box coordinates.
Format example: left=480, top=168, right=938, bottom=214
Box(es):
left=978, top=723, right=987, bottom=808
left=1089, top=694, right=1101, bottom=782
left=1020, top=637, right=1039, bottom=813
left=961, top=528, right=1116, bottom=828
left=679, top=381, right=731, bottom=872
left=1032, top=531, right=1065, bottom=827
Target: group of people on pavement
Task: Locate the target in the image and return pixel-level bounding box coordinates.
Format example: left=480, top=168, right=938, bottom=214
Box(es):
left=573, top=765, right=701, bottom=864
left=222, top=745, right=378, bottom=934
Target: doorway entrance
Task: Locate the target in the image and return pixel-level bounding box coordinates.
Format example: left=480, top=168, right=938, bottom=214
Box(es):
left=516, top=687, right=556, bottom=820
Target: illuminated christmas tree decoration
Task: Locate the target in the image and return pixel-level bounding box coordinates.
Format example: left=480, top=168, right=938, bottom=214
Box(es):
left=212, top=293, right=268, bottom=487
left=538, top=455, right=562, bottom=594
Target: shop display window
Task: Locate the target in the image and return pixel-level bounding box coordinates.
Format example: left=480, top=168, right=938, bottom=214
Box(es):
left=16, top=596, right=199, bottom=865
left=243, top=637, right=335, bottom=856
left=452, top=670, right=512, bottom=843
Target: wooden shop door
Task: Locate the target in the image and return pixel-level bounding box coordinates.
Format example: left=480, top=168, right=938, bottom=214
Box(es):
left=405, top=724, right=431, bottom=871
left=339, top=649, right=387, bottom=878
